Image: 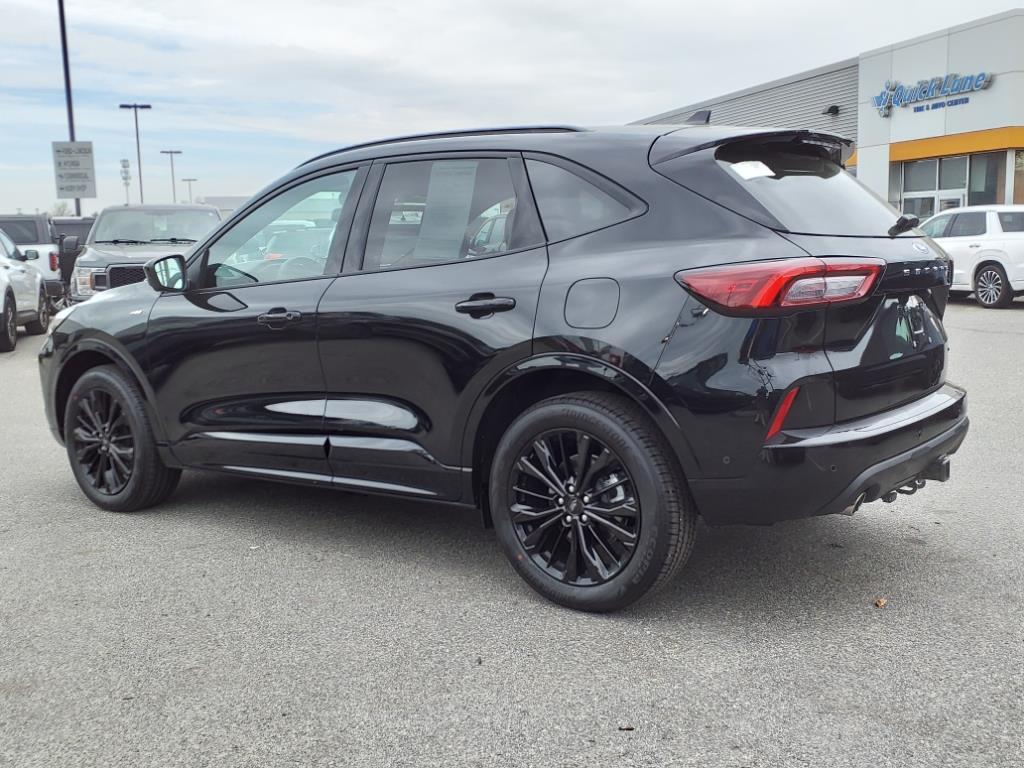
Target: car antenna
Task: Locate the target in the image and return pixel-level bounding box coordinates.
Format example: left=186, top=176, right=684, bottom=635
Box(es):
left=685, top=109, right=711, bottom=125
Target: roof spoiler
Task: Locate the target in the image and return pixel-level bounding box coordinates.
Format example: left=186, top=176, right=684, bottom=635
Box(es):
left=650, top=128, right=852, bottom=166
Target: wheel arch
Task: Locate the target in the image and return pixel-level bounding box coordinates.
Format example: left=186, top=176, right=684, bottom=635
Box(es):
left=972, top=255, right=1009, bottom=285
left=463, top=354, right=698, bottom=525
left=53, top=338, right=168, bottom=446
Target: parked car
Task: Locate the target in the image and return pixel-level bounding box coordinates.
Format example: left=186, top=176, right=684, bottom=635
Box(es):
left=920, top=205, right=1024, bottom=307
left=39, top=125, right=969, bottom=611
left=0, top=213, right=62, bottom=305
left=0, top=228, right=48, bottom=352
left=67, top=205, right=221, bottom=302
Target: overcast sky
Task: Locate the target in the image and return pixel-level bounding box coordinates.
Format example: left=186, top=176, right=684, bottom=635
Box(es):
left=1, top=0, right=1020, bottom=214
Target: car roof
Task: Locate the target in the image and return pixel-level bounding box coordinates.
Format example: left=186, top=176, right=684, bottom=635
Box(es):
left=297, top=124, right=850, bottom=172
left=929, top=204, right=1024, bottom=216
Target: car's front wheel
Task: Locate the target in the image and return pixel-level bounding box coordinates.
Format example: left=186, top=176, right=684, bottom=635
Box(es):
left=490, top=392, right=696, bottom=612
left=975, top=264, right=1012, bottom=308
left=65, top=365, right=181, bottom=512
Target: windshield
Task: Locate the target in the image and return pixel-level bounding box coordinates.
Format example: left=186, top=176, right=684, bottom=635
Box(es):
left=714, top=142, right=905, bottom=237
left=0, top=218, right=43, bottom=244
left=90, top=209, right=219, bottom=244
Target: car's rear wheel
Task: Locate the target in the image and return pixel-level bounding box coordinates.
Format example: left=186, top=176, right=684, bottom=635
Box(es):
left=490, top=392, right=696, bottom=612
left=975, top=264, right=1012, bottom=308
left=65, top=365, right=181, bottom=512
left=0, top=292, right=16, bottom=352
left=24, top=290, right=49, bottom=335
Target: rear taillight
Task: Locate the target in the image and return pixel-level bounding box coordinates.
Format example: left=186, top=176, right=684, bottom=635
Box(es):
left=49, top=249, right=59, bottom=272
left=675, top=257, right=884, bottom=316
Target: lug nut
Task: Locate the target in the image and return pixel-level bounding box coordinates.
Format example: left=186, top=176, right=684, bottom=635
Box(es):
left=567, top=484, right=575, bottom=493
left=582, top=495, right=590, bottom=503
left=580, top=514, right=589, bottom=523
left=557, top=497, right=564, bottom=505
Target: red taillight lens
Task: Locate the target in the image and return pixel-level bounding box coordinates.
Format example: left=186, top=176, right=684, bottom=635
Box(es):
left=675, top=258, right=884, bottom=316
left=49, top=249, right=59, bottom=272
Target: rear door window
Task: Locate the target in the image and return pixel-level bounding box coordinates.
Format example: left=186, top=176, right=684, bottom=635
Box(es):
left=0, top=219, right=40, bottom=244
left=362, top=158, right=528, bottom=271
left=997, top=212, right=1024, bottom=232
left=947, top=212, right=986, bottom=237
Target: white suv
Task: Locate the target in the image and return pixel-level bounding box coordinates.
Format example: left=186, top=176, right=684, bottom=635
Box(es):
left=920, top=205, right=1024, bottom=308
left=0, top=228, right=48, bottom=352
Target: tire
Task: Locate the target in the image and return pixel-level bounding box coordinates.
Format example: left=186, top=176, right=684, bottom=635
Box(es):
left=0, top=292, right=16, bottom=353
left=975, top=264, right=1012, bottom=308
left=64, top=365, right=181, bottom=512
left=490, top=392, right=696, bottom=612
left=24, top=290, right=49, bottom=335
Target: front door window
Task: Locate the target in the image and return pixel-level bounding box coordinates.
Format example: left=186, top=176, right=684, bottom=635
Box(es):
left=202, top=169, right=359, bottom=288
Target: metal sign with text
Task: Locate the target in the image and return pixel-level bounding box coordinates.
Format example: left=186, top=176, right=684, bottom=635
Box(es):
left=52, top=140, right=97, bottom=198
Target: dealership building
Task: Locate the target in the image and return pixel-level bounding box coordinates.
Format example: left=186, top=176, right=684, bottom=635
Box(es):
left=639, top=9, right=1024, bottom=219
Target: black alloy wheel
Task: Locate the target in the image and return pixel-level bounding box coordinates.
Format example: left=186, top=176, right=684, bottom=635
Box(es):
left=71, top=388, right=136, bottom=495
left=491, top=392, right=697, bottom=612
left=510, top=429, right=640, bottom=586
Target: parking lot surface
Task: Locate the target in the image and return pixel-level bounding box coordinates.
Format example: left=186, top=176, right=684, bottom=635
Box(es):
left=1, top=299, right=1022, bottom=767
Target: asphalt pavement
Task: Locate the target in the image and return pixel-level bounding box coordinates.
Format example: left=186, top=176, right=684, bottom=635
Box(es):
left=1, top=297, right=1022, bottom=767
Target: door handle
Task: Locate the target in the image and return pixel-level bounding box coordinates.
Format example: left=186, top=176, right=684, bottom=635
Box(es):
left=257, top=308, right=302, bottom=329
left=455, top=294, right=516, bottom=318
left=968, top=244, right=981, bottom=248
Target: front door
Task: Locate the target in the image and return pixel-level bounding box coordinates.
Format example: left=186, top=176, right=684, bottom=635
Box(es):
left=317, top=154, right=548, bottom=500
left=143, top=166, right=365, bottom=482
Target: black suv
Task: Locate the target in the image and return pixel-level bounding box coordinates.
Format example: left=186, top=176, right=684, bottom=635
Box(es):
left=39, top=125, right=968, bottom=611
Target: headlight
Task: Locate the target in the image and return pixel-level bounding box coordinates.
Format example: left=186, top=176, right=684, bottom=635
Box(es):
left=73, top=266, right=105, bottom=297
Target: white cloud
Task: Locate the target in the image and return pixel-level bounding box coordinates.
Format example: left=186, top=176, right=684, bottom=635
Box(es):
left=1, top=0, right=1020, bottom=211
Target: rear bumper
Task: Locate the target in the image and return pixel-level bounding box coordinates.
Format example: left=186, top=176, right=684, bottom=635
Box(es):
left=689, top=384, right=968, bottom=525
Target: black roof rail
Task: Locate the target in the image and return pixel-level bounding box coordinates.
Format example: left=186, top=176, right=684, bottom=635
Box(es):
left=297, top=126, right=586, bottom=167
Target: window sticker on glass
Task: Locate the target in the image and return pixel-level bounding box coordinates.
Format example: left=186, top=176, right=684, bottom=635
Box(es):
left=412, top=161, right=478, bottom=262
left=729, top=160, right=775, bottom=180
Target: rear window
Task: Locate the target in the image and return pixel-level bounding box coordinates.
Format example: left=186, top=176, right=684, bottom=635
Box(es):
left=0, top=218, right=43, bottom=244
left=525, top=159, right=638, bottom=242
left=712, top=142, right=903, bottom=237
left=998, top=212, right=1024, bottom=232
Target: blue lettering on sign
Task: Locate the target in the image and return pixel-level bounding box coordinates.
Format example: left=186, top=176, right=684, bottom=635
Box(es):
left=872, top=72, right=993, bottom=117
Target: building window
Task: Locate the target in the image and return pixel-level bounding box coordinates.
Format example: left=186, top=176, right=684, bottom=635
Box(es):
left=1014, top=150, right=1024, bottom=205
left=939, top=156, right=967, bottom=190
left=903, top=159, right=937, bottom=192
left=968, top=152, right=1005, bottom=205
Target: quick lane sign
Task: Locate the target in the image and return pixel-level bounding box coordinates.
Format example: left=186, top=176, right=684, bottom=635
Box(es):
left=872, top=72, right=994, bottom=117
left=52, top=141, right=97, bottom=198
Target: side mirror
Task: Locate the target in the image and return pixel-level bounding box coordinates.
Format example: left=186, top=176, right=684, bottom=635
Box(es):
left=60, top=235, right=80, bottom=258
left=24, top=249, right=39, bottom=261
left=145, top=254, right=187, bottom=293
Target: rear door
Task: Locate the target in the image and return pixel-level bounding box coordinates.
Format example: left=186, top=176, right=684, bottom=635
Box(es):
left=938, top=211, right=988, bottom=291
left=144, top=165, right=366, bottom=481
left=0, top=230, right=34, bottom=308
left=316, top=153, right=547, bottom=500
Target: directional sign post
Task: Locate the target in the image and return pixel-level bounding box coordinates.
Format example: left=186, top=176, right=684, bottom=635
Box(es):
left=52, top=140, right=96, bottom=200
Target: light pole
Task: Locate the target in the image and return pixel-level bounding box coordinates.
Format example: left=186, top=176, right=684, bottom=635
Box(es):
left=120, top=159, right=131, bottom=205
left=181, top=178, right=197, bottom=203
left=119, top=103, right=151, bottom=203
left=160, top=150, right=182, bottom=202
left=57, top=0, right=80, bottom=216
